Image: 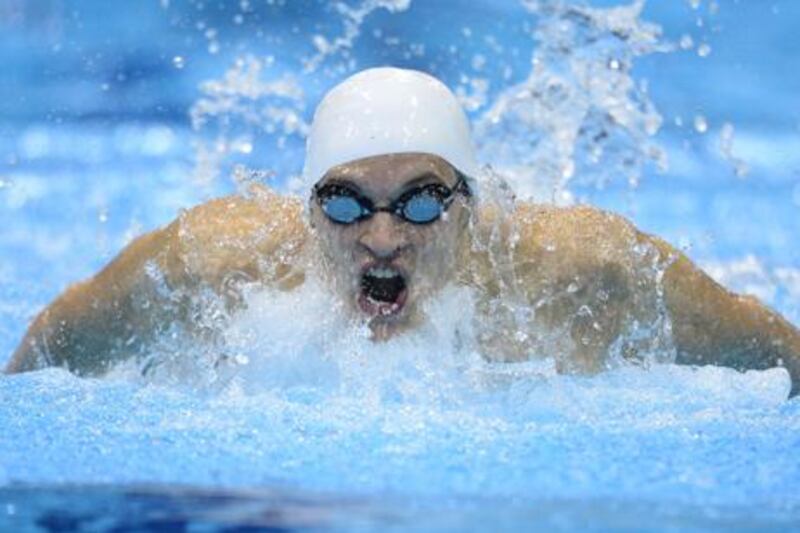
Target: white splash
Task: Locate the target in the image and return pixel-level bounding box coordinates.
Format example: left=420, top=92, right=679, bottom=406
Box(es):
left=474, top=0, right=668, bottom=200
left=303, top=0, right=412, bottom=73
left=217, top=275, right=487, bottom=403
left=189, top=55, right=307, bottom=186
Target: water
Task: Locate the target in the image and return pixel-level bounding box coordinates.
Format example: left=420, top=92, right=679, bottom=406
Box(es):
left=2, top=0, right=800, bottom=529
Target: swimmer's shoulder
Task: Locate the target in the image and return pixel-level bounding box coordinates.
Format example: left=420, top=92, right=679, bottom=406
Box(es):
left=509, top=202, right=643, bottom=266
left=170, top=185, right=309, bottom=289
left=6, top=186, right=309, bottom=376
left=468, top=202, right=648, bottom=298
left=176, top=185, right=307, bottom=248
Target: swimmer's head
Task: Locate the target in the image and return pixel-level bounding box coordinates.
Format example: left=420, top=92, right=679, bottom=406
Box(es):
left=305, top=68, right=478, bottom=339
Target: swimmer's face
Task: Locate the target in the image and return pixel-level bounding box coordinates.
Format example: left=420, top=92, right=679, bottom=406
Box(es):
left=310, top=153, right=473, bottom=340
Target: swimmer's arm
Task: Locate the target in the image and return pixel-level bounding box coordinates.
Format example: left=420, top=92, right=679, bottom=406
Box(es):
left=648, top=235, right=800, bottom=397
left=528, top=204, right=800, bottom=396
left=6, top=188, right=307, bottom=376
left=5, top=223, right=188, bottom=375
left=507, top=203, right=800, bottom=395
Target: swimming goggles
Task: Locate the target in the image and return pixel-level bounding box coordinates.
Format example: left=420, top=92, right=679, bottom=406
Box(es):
left=313, top=172, right=472, bottom=225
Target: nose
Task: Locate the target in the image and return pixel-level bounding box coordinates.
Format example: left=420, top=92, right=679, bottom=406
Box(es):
left=358, top=212, right=409, bottom=259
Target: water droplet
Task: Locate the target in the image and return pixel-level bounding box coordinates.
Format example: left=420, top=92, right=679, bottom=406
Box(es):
left=471, top=54, right=486, bottom=71
left=208, top=41, right=220, bottom=54
left=718, top=122, right=750, bottom=178
left=567, top=282, right=579, bottom=294
left=694, top=115, right=708, bottom=134
left=100, top=83, right=110, bottom=91
left=312, top=35, right=329, bottom=53
left=697, top=43, right=711, bottom=58
left=679, top=34, right=694, bottom=50
left=608, top=58, right=621, bottom=70
left=233, top=14, right=244, bottom=24
left=562, top=161, right=575, bottom=180
left=172, top=56, right=185, bottom=69
left=719, top=122, right=734, bottom=142
left=99, top=209, right=108, bottom=223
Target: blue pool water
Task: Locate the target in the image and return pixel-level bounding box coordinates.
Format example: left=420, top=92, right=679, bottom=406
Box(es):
left=1, top=0, right=800, bottom=529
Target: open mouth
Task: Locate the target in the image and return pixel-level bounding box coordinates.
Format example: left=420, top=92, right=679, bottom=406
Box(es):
left=358, top=264, right=409, bottom=317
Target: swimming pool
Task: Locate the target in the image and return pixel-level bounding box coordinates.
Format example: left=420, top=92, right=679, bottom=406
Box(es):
left=2, top=0, right=800, bottom=530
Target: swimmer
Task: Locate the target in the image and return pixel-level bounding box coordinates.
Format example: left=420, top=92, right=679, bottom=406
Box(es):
left=6, top=68, right=800, bottom=396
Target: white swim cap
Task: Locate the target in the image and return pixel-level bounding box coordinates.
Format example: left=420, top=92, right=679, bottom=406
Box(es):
left=302, top=67, right=480, bottom=188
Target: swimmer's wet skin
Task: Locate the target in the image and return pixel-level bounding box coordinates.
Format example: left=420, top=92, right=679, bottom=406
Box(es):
left=6, top=67, right=800, bottom=397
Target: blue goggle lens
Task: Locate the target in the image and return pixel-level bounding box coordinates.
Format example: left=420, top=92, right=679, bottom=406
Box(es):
left=321, top=195, right=365, bottom=224
left=402, top=192, right=444, bottom=223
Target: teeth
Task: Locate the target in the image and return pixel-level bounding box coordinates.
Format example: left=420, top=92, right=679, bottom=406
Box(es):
left=367, top=267, right=400, bottom=279
left=379, top=303, right=400, bottom=315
